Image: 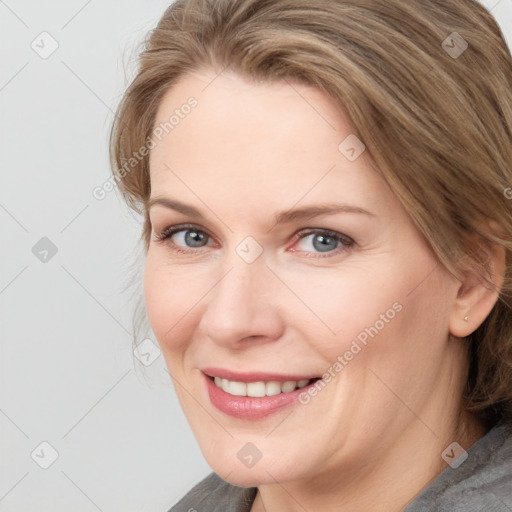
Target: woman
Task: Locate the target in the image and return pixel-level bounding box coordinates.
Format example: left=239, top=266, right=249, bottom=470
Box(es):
left=110, top=0, right=512, bottom=510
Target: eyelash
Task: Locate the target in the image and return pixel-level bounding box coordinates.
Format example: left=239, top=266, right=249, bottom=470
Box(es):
left=154, top=223, right=355, bottom=257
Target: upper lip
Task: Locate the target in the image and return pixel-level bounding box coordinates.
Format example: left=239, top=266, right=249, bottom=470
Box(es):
left=202, top=367, right=320, bottom=383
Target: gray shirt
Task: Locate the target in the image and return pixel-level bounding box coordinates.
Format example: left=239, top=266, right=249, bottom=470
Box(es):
left=168, top=421, right=512, bottom=511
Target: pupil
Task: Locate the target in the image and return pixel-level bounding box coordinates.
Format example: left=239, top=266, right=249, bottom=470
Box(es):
left=313, top=235, right=337, bottom=252
left=185, top=230, right=207, bottom=247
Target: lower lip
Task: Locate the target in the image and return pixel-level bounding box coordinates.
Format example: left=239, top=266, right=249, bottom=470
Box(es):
left=204, top=374, right=317, bottom=420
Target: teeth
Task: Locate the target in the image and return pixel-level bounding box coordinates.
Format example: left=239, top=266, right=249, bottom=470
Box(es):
left=266, top=381, right=282, bottom=396
left=229, top=380, right=247, bottom=396
left=247, top=382, right=266, bottom=397
left=281, top=381, right=297, bottom=393
left=213, top=377, right=313, bottom=397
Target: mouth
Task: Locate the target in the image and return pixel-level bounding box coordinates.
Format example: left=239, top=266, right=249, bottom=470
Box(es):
left=201, top=368, right=322, bottom=420
left=210, top=376, right=316, bottom=397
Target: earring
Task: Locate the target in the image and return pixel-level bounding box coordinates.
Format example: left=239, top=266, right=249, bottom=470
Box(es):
left=464, top=315, right=469, bottom=322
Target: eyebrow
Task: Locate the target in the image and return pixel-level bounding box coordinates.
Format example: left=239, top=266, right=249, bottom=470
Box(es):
left=148, top=197, right=202, bottom=217
left=147, top=197, right=376, bottom=224
left=273, top=203, right=376, bottom=224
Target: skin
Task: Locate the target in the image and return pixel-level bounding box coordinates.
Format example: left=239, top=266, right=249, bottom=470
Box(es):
left=144, top=67, right=504, bottom=511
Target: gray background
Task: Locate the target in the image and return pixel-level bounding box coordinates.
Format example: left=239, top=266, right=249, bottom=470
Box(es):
left=1, top=1, right=511, bottom=510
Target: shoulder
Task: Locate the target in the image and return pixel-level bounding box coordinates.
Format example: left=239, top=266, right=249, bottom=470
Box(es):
left=406, top=421, right=512, bottom=512
left=167, top=472, right=257, bottom=512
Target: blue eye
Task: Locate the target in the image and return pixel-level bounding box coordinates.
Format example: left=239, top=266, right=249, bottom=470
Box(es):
left=174, top=229, right=209, bottom=247
left=297, top=233, right=339, bottom=252
left=292, top=229, right=354, bottom=255
left=155, top=225, right=212, bottom=249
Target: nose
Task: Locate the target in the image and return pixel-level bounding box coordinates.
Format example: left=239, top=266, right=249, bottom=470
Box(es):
left=197, top=254, right=285, bottom=349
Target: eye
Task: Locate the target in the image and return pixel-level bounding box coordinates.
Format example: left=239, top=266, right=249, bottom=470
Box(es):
left=290, top=229, right=354, bottom=256
left=154, top=224, right=215, bottom=251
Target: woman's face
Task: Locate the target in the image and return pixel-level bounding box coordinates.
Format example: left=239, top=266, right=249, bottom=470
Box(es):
left=145, top=68, right=465, bottom=487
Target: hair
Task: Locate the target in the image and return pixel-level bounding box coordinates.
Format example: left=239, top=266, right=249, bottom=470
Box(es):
left=110, top=0, right=512, bottom=427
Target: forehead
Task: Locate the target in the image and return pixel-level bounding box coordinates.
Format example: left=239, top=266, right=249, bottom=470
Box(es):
left=150, top=67, right=354, bottom=161
left=148, top=68, right=395, bottom=218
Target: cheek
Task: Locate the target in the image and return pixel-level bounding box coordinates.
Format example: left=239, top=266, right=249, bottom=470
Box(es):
left=281, top=262, right=407, bottom=358
left=143, top=256, right=195, bottom=352
left=336, top=264, right=454, bottom=412
left=295, top=256, right=442, bottom=369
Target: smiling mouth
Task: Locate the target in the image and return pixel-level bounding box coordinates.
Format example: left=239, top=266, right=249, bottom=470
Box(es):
left=203, top=370, right=323, bottom=419
left=210, top=376, right=320, bottom=397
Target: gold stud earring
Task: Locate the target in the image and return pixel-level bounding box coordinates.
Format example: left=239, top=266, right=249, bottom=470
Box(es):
left=464, top=315, right=469, bottom=322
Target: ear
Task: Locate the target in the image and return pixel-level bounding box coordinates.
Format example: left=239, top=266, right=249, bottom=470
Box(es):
left=449, top=223, right=506, bottom=338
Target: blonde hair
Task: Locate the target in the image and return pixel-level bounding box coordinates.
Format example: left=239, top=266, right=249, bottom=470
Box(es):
left=110, top=0, right=512, bottom=426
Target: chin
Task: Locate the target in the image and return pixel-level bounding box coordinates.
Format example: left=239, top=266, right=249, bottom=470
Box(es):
left=204, top=448, right=304, bottom=488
